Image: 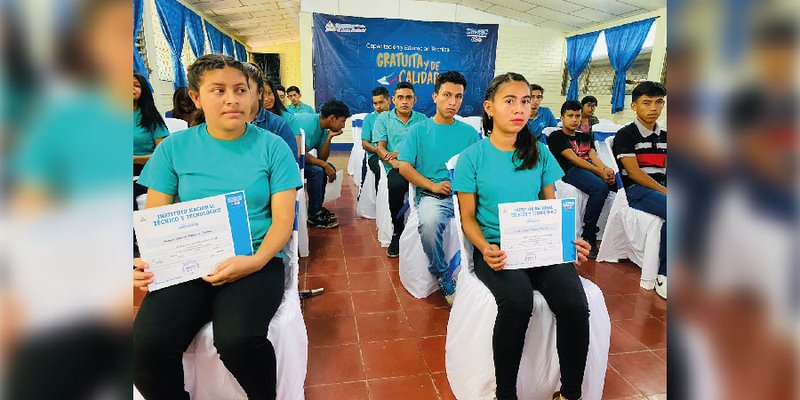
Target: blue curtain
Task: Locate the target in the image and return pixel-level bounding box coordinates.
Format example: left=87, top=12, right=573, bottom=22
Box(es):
left=154, top=0, right=187, bottom=89
left=222, top=36, right=235, bottom=57
left=205, top=22, right=224, bottom=54
left=186, top=10, right=205, bottom=58
left=565, top=31, right=600, bottom=101
left=133, top=0, right=150, bottom=86
left=235, top=42, right=247, bottom=61
left=605, top=17, right=655, bottom=113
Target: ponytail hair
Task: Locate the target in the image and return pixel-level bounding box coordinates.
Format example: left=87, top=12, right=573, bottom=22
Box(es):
left=482, top=72, right=540, bottom=171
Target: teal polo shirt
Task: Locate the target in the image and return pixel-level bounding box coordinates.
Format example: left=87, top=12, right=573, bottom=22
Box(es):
left=373, top=109, right=427, bottom=172
left=287, top=102, right=315, bottom=114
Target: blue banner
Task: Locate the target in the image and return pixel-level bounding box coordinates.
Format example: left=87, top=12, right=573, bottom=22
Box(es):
left=312, top=13, right=498, bottom=116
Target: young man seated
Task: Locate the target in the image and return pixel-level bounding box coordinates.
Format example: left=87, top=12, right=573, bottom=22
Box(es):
left=579, top=95, right=600, bottom=133
left=547, top=100, right=616, bottom=259
left=373, top=81, right=427, bottom=257
left=295, top=99, right=351, bottom=228
left=612, top=81, right=667, bottom=299
left=361, top=86, right=391, bottom=191
left=397, top=71, right=479, bottom=305
left=285, top=86, right=315, bottom=114
left=527, top=83, right=559, bottom=143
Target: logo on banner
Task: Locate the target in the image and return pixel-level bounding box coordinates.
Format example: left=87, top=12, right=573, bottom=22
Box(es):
left=466, top=27, right=490, bottom=42
left=325, top=20, right=367, bottom=33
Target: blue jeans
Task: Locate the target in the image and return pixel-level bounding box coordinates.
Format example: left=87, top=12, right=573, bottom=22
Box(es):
left=627, top=184, right=667, bottom=276
left=562, top=167, right=611, bottom=245
left=305, top=162, right=335, bottom=216
left=416, top=194, right=455, bottom=280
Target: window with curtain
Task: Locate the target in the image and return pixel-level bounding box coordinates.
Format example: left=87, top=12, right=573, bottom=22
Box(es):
left=561, top=22, right=660, bottom=96
left=149, top=0, right=173, bottom=82
left=135, top=20, right=150, bottom=75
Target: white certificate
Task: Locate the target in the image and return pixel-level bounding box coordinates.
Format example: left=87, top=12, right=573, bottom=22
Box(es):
left=498, top=198, right=577, bottom=270
left=133, top=191, right=252, bottom=291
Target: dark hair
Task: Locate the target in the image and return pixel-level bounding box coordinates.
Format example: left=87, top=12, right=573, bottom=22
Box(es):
left=435, top=71, right=467, bottom=93
left=170, top=87, right=195, bottom=118
left=482, top=73, right=540, bottom=171
left=134, top=72, right=167, bottom=133
left=275, top=84, right=286, bottom=93
left=371, top=86, right=390, bottom=98
left=187, top=53, right=247, bottom=92
left=631, top=81, right=667, bottom=102
left=560, top=100, right=583, bottom=116
left=242, top=62, right=265, bottom=95
left=286, top=85, right=300, bottom=95
left=319, top=99, right=351, bottom=119
left=529, top=83, right=544, bottom=93
left=263, top=80, right=288, bottom=114
left=580, top=95, right=598, bottom=106
left=395, top=81, right=414, bottom=93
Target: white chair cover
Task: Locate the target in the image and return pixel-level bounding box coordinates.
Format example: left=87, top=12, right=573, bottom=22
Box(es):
left=596, top=137, right=664, bottom=288
left=134, top=189, right=308, bottom=400
left=553, top=180, right=614, bottom=241
left=398, top=182, right=462, bottom=298
left=346, top=113, right=368, bottom=185
left=375, top=161, right=393, bottom=247
left=455, top=115, right=483, bottom=137
left=541, top=126, right=560, bottom=137
left=164, top=117, right=188, bottom=133
left=298, top=129, right=309, bottom=258
left=444, top=155, right=610, bottom=400
left=591, top=121, right=622, bottom=135
left=355, top=154, right=377, bottom=220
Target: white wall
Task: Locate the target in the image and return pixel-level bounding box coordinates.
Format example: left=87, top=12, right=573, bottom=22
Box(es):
left=299, top=0, right=566, bottom=144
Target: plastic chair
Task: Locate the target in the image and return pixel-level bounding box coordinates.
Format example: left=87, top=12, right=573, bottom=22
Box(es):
left=444, top=155, right=610, bottom=400
left=164, top=117, right=188, bottom=133
left=398, top=182, right=462, bottom=298
left=346, top=113, right=368, bottom=185
left=596, top=136, right=664, bottom=289
left=355, top=154, right=377, bottom=220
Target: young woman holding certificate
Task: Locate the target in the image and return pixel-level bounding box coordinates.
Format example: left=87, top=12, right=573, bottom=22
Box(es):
left=132, top=54, right=301, bottom=400
left=452, top=73, right=592, bottom=400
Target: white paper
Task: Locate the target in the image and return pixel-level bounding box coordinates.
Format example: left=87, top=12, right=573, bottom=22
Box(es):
left=498, top=198, right=577, bottom=270
left=323, top=170, right=344, bottom=204
left=133, top=192, right=252, bottom=291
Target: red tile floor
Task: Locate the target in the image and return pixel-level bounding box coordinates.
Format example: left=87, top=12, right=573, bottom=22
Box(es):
left=134, top=152, right=667, bottom=399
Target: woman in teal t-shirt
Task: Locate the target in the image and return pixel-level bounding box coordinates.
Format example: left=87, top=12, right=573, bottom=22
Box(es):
left=133, top=72, right=169, bottom=210
left=132, top=54, right=301, bottom=399
left=263, top=79, right=301, bottom=157
left=453, top=73, right=591, bottom=400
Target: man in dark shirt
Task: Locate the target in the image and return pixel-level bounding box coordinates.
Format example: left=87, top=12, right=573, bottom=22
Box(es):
left=547, top=100, right=615, bottom=258
left=611, top=81, right=667, bottom=299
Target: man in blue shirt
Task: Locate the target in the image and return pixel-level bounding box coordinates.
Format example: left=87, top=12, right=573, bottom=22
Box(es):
left=361, top=86, right=391, bottom=191
left=241, top=62, right=299, bottom=160
left=374, top=82, right=427, bottom=257
left=397, top=71, right=479, bottom=304
left=295, top=99, right=351, bottom=228
left=527, top=83, right=559, bottom=143
left=285, top=86, right=315, bottom=114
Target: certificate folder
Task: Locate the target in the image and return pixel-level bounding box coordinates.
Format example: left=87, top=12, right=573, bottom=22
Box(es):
left=498, top=198, right=577, bottom=269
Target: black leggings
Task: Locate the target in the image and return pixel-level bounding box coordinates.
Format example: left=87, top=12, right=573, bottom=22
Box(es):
left=387, top=168, right=408, bottom=236
left=133, top=257, right=285, bottom=400
left=473, top=246, right=589, bottom=400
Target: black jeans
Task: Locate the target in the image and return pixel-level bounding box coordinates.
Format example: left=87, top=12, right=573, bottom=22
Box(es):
left=367, top=153, right=381, bottom=192
left=473, top=246, right=589, bottom=400
left=134, top=257, right=285, bottom=400
left=387, top=168, right=408, bottom=236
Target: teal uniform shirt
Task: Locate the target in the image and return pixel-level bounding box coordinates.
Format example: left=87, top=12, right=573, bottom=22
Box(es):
left=294, top=113, right=328, bottom=151
left=360, top=111, right=380, bottom=146
left=452, top=140, right=564, bottom=244
left=287, top=102, right=315, bottom=114
left=134, top=108, right=170, bottom=156
left=138, top=123, right=302, bottom=256
left=398, top=118, right=480, bottom=200
left=373, top=109, right=427, bottom=172
left=279, top=109, right=300, bottom=137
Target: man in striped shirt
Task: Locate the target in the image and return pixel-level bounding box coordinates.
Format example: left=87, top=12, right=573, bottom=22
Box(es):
left=612, top=81, right=667, bottom=299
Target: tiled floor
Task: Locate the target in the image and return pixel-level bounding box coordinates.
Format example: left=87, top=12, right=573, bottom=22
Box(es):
left=134, top=152, right=667, bottom=399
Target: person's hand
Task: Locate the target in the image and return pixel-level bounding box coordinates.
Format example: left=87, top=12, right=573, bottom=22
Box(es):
left=573, top=239, right=591, bottom=267
left=383, top=152, right=399, bottom=161
left=388, top=159, right=400, bottom=169
left=483, top=244, right=506, bottom=271
left=324, top=164, right=337, bottom=182
left=133, top=258, right=153, bottom=292
left=202, top=255, right=265, bottom=286
left=328, top=130, right=343, bottom=138
left=602, top=167, right=615, bottom=184
left=429, top=181, right=452, bottom=196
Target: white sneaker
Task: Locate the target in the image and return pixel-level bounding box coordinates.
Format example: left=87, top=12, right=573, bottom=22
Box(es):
left=655, top=274, right=667, bottom=299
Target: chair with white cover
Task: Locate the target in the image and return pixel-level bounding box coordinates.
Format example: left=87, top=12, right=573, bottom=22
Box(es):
left=297, top=129, right=309, bottom=257
left=398, top=182, right=462, bottom=298
left=164, top=117, right=188, bottom=133
left=346, top=113, right=368, bottom=185
left=596, top=136, right=664, bottom=289
left=455, top=115, right=483, bottom=137
left=444, top=155, right=610, bottom=400
left=541, top=126, right=560, bottom=138
left=375, top=161, right=393, bottom=247
left=355, top=158, right=377, bottom=219
left=134, top=188, right=308, bottom=400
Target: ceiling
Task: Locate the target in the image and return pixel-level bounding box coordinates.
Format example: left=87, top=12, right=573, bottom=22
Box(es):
left=184, top=0, right=664, bottom=48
